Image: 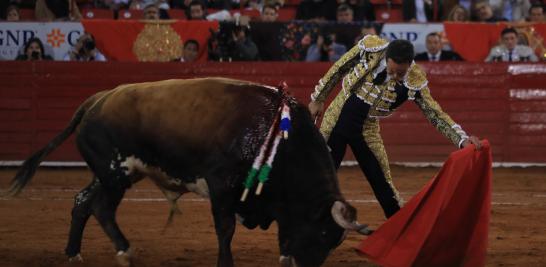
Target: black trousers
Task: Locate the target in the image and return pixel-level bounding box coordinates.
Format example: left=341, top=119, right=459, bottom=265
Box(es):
left=327, top=94, right=401, bottom=218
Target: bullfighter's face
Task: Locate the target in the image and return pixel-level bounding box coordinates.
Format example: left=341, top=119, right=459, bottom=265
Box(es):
left=386, top=58, right=410, bottom=82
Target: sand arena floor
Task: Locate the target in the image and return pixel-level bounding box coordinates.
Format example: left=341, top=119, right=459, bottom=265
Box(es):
left=0, top=166, right=545, bottom=267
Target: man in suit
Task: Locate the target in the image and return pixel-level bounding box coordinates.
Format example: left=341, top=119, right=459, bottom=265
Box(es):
left=415, top=32, right=463, bottom=62
left=485, top=27, right=538, bottom=62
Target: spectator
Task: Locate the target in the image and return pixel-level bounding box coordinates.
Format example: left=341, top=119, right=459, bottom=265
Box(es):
left=456, top=0, right=472, bottom=11
left=0, top=1, right=9, bottom=17
left=15, top=37, right=54, bottom=61
left=129, top=0, right=156, bottom=9
left=414, top=32, right=463, bottom=62
left=186, top=0, right=206, bottom=20
left=35, top=0, right=82, bottom=21
left=489, top=0, right=530, bottom=21
left=473, top=0, right=507, bottom=22
left=207, top=0, right=231, bottom=10
left=178, top=39, right=199, bottom=62
left=402, top=0, right=443, bottom=22
left=4, top=4, right=21, bottom=21
left=2, top=0, right=34, bottom=10
left=527, top=3, right=544, bottom=22
left=231, top=25, right=259, bottom=60
left=306, top=32, right=347, bottom=62
left=260, top=3, right=278, bottom=22
left=445, top=4, right=469, bottom=21
left=295, top=0, right=327, bottom=21
left=336, top=4, right=354, bottom=23
left=485, top=27, right=538, bottom=62
left=322, top=0, right=372, bottom=21
left=143, top=3, right=160, bottom=19
left=354, top=24, right=378, bottom=45
left=64, top=33, right=107, bottom=61
left=180, top=0, right=233, bottom=21
left=101, top=0, right=130, bottom=9
left=347, top=0, right=375, bottom=21
left=209, top=23, right=259, bottom=61
left=170, top=0, right=192, bottom=9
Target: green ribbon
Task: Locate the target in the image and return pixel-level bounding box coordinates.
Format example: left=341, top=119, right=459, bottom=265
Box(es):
left=257, top=164, right=272, bottom=184
left=243, top=168, right=259, bottom=189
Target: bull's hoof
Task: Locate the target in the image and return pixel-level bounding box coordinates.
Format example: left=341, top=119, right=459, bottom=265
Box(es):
left=116, top=249, right=132, bottom=266
left=68, top=253, right=83, bottom=263
left=279, top=255, right=297, bottom=267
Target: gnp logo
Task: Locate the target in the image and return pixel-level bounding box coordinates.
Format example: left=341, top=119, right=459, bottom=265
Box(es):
left=47, top=28, right=66, bottom=48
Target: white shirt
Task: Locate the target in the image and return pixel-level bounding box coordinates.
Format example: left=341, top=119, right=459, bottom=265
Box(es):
left=63, top=50, right=107, bottom=61
left=415, top=0, right=428, bottom=22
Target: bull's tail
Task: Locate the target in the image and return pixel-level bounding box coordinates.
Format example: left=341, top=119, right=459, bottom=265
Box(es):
left=4, top=93, right=103, bottom=197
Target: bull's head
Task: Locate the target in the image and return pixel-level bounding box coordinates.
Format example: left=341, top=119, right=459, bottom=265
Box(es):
left=278, top=200, right=369, bottom=267
left=271, top=103, right=371, bottom=266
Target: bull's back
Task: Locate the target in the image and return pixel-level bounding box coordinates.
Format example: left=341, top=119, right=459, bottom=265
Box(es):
left=82, top=78, right=278, bottom=172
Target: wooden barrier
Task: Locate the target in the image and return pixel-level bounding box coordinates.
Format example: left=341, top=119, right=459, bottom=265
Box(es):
left=1, top=61, right=545, bottom=163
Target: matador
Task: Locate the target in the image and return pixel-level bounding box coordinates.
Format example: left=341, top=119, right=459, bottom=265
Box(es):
left=308, top=35, right=482, bottom=218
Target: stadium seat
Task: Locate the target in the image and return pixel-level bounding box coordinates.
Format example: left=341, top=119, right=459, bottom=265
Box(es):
left=81, top=8, right=114, bottom=19
left=237, top=9, right=261, bottom=19
left=168, top=9, right=187, bottom=20
left=374, top=7, right=403, bottom=22
left=18, top=9, right=35, bottom=21
left=118, top=9, right=143, bottom=20
left=278, top=7, right=296, bottom=21
left=370, top=0, right=404, bottom=22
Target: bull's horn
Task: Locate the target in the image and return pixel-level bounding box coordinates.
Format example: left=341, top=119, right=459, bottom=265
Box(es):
left=279, top=255, right=297, bottom=267
left=331, top=201, right=372, bottom=235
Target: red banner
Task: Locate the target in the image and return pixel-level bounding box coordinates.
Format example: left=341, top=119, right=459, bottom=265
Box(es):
left=81, top=19, right=219, bottom=62
left=358, top=140, right=493, bottom=267
left=444, top=22, right=546, bottom=62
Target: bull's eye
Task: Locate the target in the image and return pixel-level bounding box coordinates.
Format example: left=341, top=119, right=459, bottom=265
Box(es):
left=321, top=230, right=327, bottom=236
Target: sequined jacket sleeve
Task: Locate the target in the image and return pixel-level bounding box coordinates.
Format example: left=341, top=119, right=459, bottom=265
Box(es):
left=409, top=66, right=469, bottom=147
left=414, top=88, right=469, bottom=147
left=310, top=44, right=361, bottom=102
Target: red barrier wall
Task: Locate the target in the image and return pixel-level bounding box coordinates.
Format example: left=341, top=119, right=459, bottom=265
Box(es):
left=1, top=61, right=545, bottom=163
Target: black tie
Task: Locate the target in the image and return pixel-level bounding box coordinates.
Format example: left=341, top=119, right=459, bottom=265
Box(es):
left=508, top=50, right=513, bottom=62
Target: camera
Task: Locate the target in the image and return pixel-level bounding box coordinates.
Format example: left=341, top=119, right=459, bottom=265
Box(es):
left=31, top=51, right=40, bottom=60
left=83, top=39, right=95, bottom=51
left=208, top=22, right=248, bottom=61
left=323, top=34, right=333, bottom=46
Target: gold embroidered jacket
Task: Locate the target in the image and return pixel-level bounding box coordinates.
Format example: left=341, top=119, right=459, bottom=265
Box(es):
left=311, top=35, right=469, bottom=147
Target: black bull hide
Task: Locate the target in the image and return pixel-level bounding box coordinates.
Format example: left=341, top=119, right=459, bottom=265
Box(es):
left=4, top=77, right=366, bottom=267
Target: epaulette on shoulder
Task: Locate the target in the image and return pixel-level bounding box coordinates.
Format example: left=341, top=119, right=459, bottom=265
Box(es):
left=357, top=35, right=389, bottom=53
left=403, top=63, right=428, bottom=92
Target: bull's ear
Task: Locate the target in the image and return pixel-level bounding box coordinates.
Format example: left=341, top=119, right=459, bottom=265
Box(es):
left=331, top=201, right=372, bottom=234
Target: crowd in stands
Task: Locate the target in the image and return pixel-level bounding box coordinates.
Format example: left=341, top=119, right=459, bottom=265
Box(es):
left=2, top=0, right=544, bottom=23
left=1, top=0, right=545, bottom=62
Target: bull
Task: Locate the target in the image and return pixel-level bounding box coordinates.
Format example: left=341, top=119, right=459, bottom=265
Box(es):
left=4, top=78, right=369, bottom=267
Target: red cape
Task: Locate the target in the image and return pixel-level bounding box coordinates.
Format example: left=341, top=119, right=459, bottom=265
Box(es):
left=357, top=140, right=492, bottom=267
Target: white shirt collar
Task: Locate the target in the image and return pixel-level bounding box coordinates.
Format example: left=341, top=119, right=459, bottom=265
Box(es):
left=427, top=51, right=441, bottom=61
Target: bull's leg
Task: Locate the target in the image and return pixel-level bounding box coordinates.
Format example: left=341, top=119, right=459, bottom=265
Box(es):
left=208, top=180, right=236, bottom=267
left=90, top=185, right=131, bottom=266
left=75, top=125, right=133, bottom=265
left=65, top=179, right=101, bottom=261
